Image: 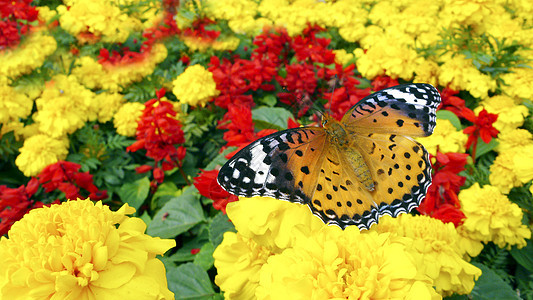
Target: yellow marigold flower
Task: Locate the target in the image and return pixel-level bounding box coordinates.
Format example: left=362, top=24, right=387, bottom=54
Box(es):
left=333, top=49, right=354, bottom=66
left=227, top=197, right=325, bottom=253
left=374, top=214, right=482, bottom=296
left=329, top=1, right=368, bottom=43
left=500, top=67, right=533, bottom=100
left=0, top=199, right=175, bottom=299
left=414, top=59, right=440, bottom=88
left=0, top=85, right=33, bottom=124
left=416, top=118, right=467, bottom=156
left=33, top=75, right=95, bottom=138
left=93, top=92, right=126, bottom=123
left=489, top=150, right=523, bottom=193
left=206, top=0, right=271, bottom=36
left=439, top=0, right=501, bottom=28
left=0, top=32, right=56, bottom=84
left=72, top=43, right=167, bottom=92
left=475, top=95, right=529, bottom=133
left=213, top=231, right=273, bottom=300
left=37, top=6, right=57, bottom=23
left=57, top=0, right=141, bottom=43
left=2, top=122, right=40, bottom=141
left=496, top=129, right=533, bottom=153
left=513, top=145, right=533, bottom=184
left=172, top=65, right=220, bottom=107
left=355, top=33, right=420, bottom=80
left=113, top=102, right=144, bottom=137
left=437, top=54, right=496, bottom=99
left=15, top=134, right=69, bottom=176
left=182, top=35, right=241, bottom=52
left=458, top=183, right=531, bottom=249
left=258, top=0, right=327, bottom=36
left=256, top=226, right=439, bottom=300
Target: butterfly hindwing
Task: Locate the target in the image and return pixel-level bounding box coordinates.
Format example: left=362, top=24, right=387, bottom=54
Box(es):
left=352, top=133, right=432, bottom=218
left=217, top=128, right=328, bottom=204
left=342, top=83, right=440, bottom=137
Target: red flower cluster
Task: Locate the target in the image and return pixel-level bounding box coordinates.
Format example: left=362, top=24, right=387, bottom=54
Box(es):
left=462, top=108, right=499, bottom=161
left=0, top=178, right=41, bottom=235
left=417, top=152, right=468, bottom=226
left=194, top=169, right=238, bottom=214
left=181, top=18, right=220, bottom=43
left=127, top=88, right=186, bottom=184
left=38, top=161, right=108, bottom=200
left=0, top=0, right=38, bottom=48
left=439, top=88, right=468, bottom=118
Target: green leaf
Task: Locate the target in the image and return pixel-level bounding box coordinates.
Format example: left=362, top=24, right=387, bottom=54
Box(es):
left=475, top=137, right=499, bottom=159
left=153, top=182, right=179, bottom=200
left=193, top=242, right=215, bottom=270
left=167, top=263, right=216, bottom=300
left=436, top=110, right=462, bottom=130
left=511, top=239, right=533, bottom=272
left=260, top=94, right=278, bottom=107
left=470, top=263, right=520, bottom=300
left=171, top=229, right=210, bottom=263
left=204, top=147, right=236, bottom=170
left=209, top=212, right=236, bottom=247
left=147, top=187, right=205, bottom=238
left=252, top=106, right=293, bottom=130
left=117, top=177, right=150, bottom=210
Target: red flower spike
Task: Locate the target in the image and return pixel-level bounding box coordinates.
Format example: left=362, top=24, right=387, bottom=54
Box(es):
left=417, top=152, right=468, bottom=227
left=463, top=109, right=499, bottom=160
left=136, top=165, right=153, bottom=173
left=127, top=89, right=187, bottom=186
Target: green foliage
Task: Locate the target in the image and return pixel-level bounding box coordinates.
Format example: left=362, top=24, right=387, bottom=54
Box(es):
left=167, top=263, right=217, bottom=300
left=252, top=106, right=294, bottom=130
left=417, top=25, right=530, bottom=82
left=117, top=176, right=150, bottom=210
left=475, top=243, right=514, bottom=284
left=471, top=263, right=520, bottom=299
left=437, top=110, right=462, bottom=130
left=147, top=186, right=206, bottom=238
left=463, top=153, right=493, bottom=189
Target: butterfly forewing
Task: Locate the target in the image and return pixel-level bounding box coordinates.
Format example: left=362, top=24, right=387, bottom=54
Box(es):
left=342, top=83, right=440, bottom=137
left=217, top=128, right=328, bottom=204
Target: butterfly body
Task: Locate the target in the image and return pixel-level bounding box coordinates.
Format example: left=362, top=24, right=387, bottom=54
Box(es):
left=218, top=83, right=441, bottom=230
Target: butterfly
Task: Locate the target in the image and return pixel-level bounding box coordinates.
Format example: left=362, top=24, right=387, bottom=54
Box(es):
left=217, top=83, right=441, bottom=230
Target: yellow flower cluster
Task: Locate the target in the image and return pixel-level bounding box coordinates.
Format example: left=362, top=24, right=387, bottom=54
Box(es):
left=34, top=75, right=97, bottom=138
left=214, top=197, right=483, bottom=299
left=72, top=43, right=167, bottom=92
left=0, top=32, right=57, bottom=84
left=416, top=118, right=468, bottom=156
left=172, top=65, right=220, bottom=107
left=0, top=84, right=33, bottom=124
left=57, top=0, right=142, bottom=44
left=15, top=134, right=69, bottom=177
left=458, top=183, right=531, bottom=249
left=374, top=215, right=482, bottom=296
left=206, top=0, right=272, bottom=36
left=0, top=199, right=175, bottom=299
left=113, top=102, right=145, bottom=137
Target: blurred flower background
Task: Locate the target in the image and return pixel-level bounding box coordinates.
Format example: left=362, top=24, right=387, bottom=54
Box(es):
left=0, top=0, right=532, bottom=299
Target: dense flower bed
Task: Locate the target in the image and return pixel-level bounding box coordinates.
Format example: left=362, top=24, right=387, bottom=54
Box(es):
left=0, top=0, right=532, bottom=299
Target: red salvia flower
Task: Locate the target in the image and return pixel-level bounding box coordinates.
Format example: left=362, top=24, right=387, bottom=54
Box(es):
left=462, top=108, right=499, bottom=160
left=38, top=161, right=108, bottom=200
left=417, top=152, right=468, bottom=226
left=439, top=88, right=468, bottom=118
left=127, top=88, right=186, bottom=184
left=0, top=0, right=38, bottom=48
left=193, top=169, right=238, bottom=214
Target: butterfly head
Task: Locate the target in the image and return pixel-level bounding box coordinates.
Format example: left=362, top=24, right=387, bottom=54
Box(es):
left=321, top=113, right=349, bottom=147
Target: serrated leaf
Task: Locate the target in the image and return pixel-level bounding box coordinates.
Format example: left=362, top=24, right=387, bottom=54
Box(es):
left=437, top=110, right=462, bottom=130
left=167, top=263, right=216, bottom=300
left=117, top=177, right=150, bottom=210
left=209, top=212, right=236, bottom=247
left=475, top=137, right=499, bottom=159
left=252, top=106, right=293, bottom=130
left=511, top=240, right=533, bottom=272
left=147, top=188, right=205, bottom=238
left=193, top=242, right=215, bottom=270
left=471, top=263, right=520, bottom=300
